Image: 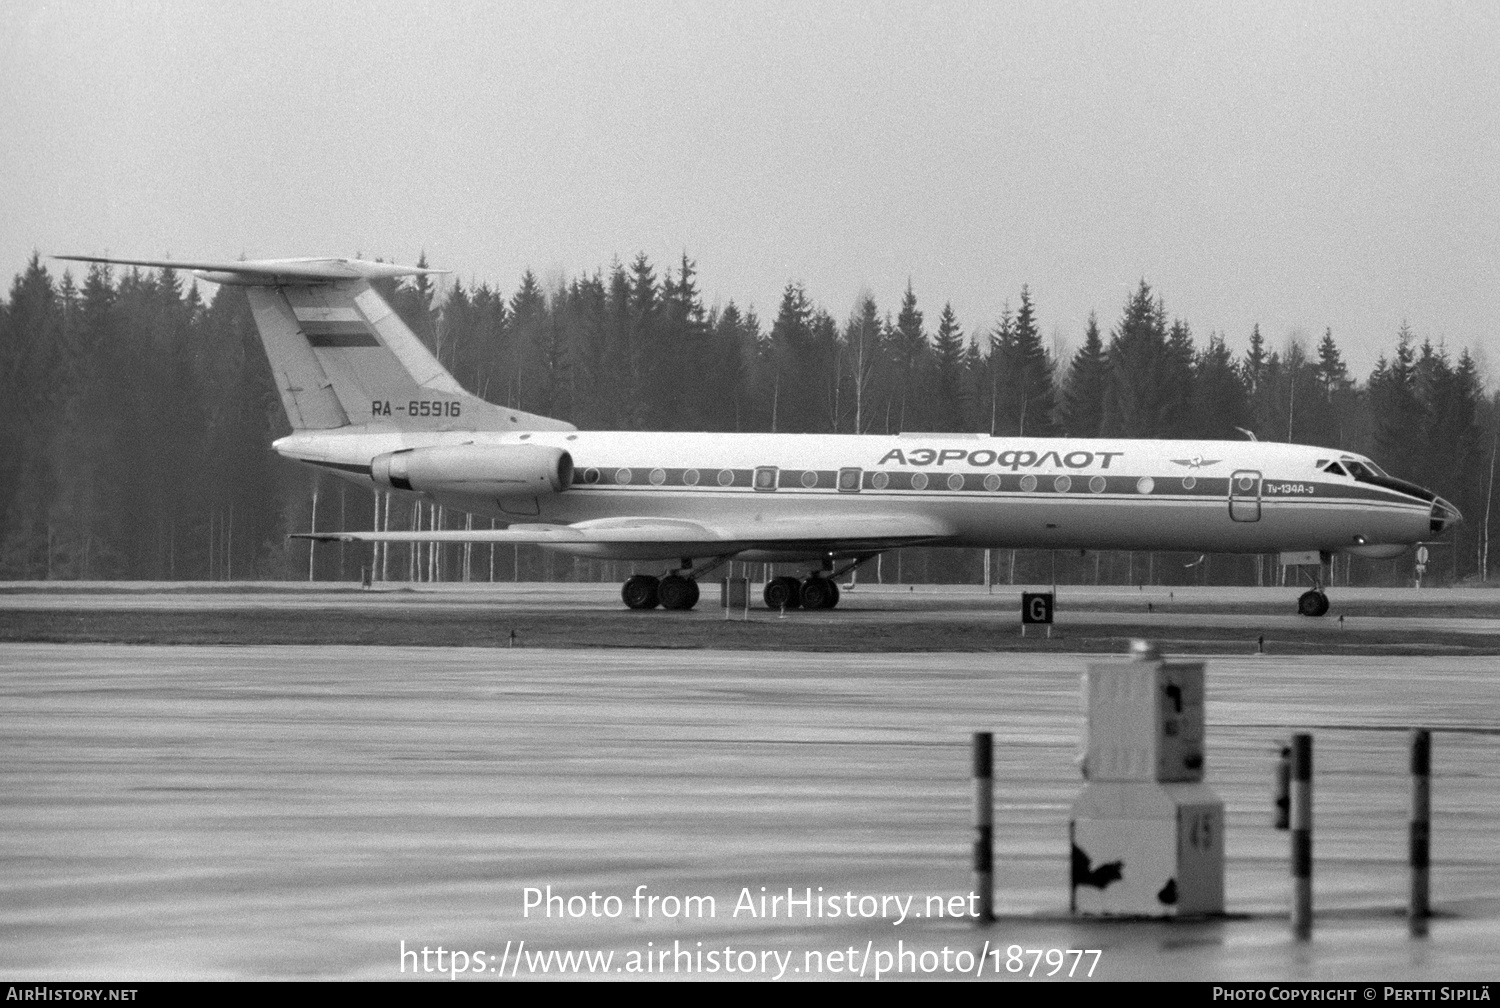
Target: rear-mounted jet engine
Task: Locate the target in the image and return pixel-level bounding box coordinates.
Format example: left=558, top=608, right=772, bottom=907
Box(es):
left=371, top=444, right=574, bottom=497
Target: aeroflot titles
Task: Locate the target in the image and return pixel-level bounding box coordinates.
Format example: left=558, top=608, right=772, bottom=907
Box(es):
left=877, top=448, right=1127, bottom=471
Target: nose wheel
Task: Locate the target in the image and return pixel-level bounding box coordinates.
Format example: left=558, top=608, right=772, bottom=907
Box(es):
left=1297, top=590, right=1329, bottom=617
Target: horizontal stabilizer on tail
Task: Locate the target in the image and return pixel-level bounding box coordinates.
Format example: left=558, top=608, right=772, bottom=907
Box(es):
left=54, top=254, right=447, bottom=287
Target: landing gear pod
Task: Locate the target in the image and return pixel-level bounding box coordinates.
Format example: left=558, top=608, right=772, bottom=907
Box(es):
left=371, top=444, right=574, bottom=496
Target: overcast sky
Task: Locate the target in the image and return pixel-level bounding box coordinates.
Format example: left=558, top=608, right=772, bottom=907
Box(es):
left=4, top=0, right=1498, bottom=377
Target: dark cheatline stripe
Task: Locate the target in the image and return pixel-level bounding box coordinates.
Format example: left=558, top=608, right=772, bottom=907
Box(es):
left=562, top=467, right=1425, bottom=509
left=306, top=459, right=373, bottom=476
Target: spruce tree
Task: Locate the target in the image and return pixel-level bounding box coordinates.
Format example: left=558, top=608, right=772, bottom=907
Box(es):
left=995, top=286, right=1057, bottom=437
left=1059, top=311, right=1107, bottom=437
left=1315, top=327, right=1350, bottom=398
left=887, top=282, right=929, bottom=431
left=1304, top=328, right=1357, bottom=449
left=1102, top=280, right=1172, bottom=438
left=768, top=282, right=816, bottom=432
left=1190, top=333, right=1250, bottom=440
left=0, top=256, right=62, bottom=576
left=931, top=302, right=968, bottom=430
left=1368, top=322, right=1423, bottom=480
left=653, top=254, right=710, bottom=430
left=1163, top=319, right=1197, bottom=436
left=507, top=269, right=548, bottom=414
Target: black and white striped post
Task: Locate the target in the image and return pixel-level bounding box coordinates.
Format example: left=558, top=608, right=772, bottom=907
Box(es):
left=973, top=731, right=995, bottom=922
left=1274, top=742, right=1291, bottom=830
left=1410, top=729, right=1432, bottom=929
left=1291, top=732, right=1313, bottom=939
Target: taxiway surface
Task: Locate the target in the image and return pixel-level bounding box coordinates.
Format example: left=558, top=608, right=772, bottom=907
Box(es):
left=1, top=640, right=1496, bottom=981
left=6, top=582, right=1500, bottom=654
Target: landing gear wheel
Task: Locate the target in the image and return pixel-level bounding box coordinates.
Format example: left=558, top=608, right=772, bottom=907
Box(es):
left=621, top=574, right=660, bottom=610
left=800, top=577, right=840, bottom=610
left=763, top=575, right=803, bottom=610
left=658, top=574, right=700, bottom=611
left=1297, top=590, right=1329, bottom=617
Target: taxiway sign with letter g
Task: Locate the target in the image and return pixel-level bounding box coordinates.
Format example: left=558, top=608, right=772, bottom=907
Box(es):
left=1022, top=593, right=1054, bottom=625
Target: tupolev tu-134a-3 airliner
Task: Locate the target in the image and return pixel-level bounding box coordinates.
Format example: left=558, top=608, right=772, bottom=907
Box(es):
left=56, top=254, right=1460, bottom=616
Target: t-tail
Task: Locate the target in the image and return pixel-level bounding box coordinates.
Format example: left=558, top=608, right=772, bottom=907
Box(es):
left=53, top=254, right=574, bottom=434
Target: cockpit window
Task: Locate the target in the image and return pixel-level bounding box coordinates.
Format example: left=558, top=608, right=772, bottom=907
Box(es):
left=1336, top=458, right=1434, bottom=502
left=1321, top=462, right=1346, bottom=477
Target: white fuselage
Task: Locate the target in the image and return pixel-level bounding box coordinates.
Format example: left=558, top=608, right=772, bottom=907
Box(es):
left=275, top=428, right=1440, bottom=562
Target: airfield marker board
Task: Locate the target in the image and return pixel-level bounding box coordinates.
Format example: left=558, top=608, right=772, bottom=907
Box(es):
left=1021, top=592, right=1054, bottom=639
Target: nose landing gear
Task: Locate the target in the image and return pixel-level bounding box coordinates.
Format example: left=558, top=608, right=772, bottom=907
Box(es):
left=1296, top=589, right=1330, bottom=617
left=1286, top=550, right=1333, bottom=617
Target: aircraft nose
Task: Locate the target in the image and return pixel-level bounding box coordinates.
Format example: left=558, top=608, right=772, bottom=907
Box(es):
left=1431, top=497, right=1461, bottom=534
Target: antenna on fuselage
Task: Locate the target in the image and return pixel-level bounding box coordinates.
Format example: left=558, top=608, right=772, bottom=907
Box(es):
left=1235, top=427, right=1258, bottom=441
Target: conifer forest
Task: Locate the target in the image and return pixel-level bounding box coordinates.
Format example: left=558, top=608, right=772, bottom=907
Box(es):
left=1, top=252, right=1492, bottom=588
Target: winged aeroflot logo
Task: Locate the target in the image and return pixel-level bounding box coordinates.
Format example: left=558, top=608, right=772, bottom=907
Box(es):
left=1170, top=456, right=1221, bottom=469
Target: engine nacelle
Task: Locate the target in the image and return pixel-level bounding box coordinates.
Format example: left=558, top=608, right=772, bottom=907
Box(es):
left=371, top=444, right=574, bottom=496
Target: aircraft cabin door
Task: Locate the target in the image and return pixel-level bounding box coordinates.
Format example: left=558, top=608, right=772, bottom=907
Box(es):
left=1229, top=470, right=1262, bottom=522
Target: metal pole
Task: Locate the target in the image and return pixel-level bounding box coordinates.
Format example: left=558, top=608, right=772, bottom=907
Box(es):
left=1410, top=729, right=1431, bottom=929
left=1274, top=742, right=1291, bottom=830
left=308, top=488, right=318, bottom=582
left=973, top=731, right=995, bottom=922
left=1291, top=732, right=1313, bottom=939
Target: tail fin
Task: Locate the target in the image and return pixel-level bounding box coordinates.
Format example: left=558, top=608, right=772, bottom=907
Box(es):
left=54, top=255, right=574, bottom=434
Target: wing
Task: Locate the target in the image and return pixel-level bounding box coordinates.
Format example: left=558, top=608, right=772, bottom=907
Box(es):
left=292, top=513, right=954, bottom=560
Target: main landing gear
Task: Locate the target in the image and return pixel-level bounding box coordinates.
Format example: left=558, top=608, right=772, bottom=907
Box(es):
left=763, top=574, right=840, bottom=611
left=621, top=573, right=701, bottom=610
left=619, top=555, right=875, bottom=612
left=763, top=555, right=877, bottom=611
left=620, top=556, right=732, bottom=611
